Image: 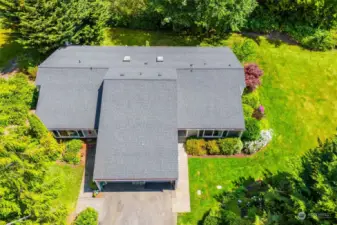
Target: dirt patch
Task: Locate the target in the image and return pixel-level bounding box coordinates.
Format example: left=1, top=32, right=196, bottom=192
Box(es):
left=79, top=143, right=87, bottom=166
left=241, top=31, right=298, bottom=45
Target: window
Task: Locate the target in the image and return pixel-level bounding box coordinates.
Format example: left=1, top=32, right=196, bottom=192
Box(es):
left=83, top=129, right=97, bottom=137
left=203, top=130, right=213, bottom=137
left=78, top=130, right=84, bottom=137
left=67, top=130, right=79, bottom=137
left=186, top=130, right=198, bottom=137
left=201, top=130, right=224, bottom=138
left=52, top=130, right=60, bottom=137
left=178, top=130, right=187, bottom=137
left=213, top=130, right=223, bottom=137
left=58, top=130, right=68, bottom=137
left=227, top=131, right=241, bottom=137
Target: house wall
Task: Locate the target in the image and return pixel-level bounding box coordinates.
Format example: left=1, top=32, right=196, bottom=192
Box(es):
left=178, top=129, right=243, bottom=143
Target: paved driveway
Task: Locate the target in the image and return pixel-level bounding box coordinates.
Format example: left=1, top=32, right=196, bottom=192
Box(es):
left=99, top=191, right=175, bottom=225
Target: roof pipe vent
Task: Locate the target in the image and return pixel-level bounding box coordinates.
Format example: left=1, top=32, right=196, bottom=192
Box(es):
left=156, top=56, right=164, bottom=62
left=123, top=56, right=131, bottom=62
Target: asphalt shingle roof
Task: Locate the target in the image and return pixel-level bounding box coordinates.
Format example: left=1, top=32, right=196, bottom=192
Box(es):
left=35, top=46, right=245, bottom=181
left=93, top=79, right=178, bottom=180
left=177, top=69, right=245, bottom=129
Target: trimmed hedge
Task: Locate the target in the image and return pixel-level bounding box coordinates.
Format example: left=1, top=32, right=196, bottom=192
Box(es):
left=217, top=138, right=243, bottom=155
left=242, top=91, right=260, bottom=109
left=242, top=118, right=261, bottom=141
left=206, top=140, right=220, bottom=155
left=74, top=207, right=98, bottom=225
left=63, top=139, right=83, bottom=164
left=185, top=139, right=207, bottom=156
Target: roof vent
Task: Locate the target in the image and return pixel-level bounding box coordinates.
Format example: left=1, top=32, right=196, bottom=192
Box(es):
left=120, top=73, right=125, bottom=76
left=158, top=73, right=162, bottom=77
left=123, top=56, right=131, bottom=62
left=156, top=56, right=164, bottom=62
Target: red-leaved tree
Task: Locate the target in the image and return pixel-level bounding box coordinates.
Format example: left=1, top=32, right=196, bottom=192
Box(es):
left=244, top=63, right=264, bottom=91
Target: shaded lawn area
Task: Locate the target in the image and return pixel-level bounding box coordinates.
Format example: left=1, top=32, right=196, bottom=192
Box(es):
left=0, top=29, right=22, bottom=70
left=49, top=164, right=84, bottom=221
left=104, top=28, right=337, bottom=224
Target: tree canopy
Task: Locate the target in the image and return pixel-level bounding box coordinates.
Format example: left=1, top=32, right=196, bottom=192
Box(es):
left=0, top=75, right=66, bottom=224
left=204, top=135, right=337, bottom=225
left=0, top=0, right=108, bottom=53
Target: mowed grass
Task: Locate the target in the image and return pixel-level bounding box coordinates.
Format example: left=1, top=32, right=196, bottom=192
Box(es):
left=49, top=164, right=84, bottom=218
left=104, top=29, right=337, bottom=224
left=181, top=38, right=337, bottom=224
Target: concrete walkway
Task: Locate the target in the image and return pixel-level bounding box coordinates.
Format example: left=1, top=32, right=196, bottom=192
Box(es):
left=172, top=144, right=191, bottom=213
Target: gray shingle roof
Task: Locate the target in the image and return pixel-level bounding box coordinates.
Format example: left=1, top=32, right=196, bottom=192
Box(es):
left=93, top=79, right=178, bottom=180
left=35, top=46, right=245, bottom=180
left=177, top=69, right=245, bottom=129
left=35, top=68, right=107, bottom=129
left=39, top=46, right=242, bottom=69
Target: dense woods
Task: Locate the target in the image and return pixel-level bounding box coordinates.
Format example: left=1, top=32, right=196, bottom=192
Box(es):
left=1, top=0, right=336, bottom=53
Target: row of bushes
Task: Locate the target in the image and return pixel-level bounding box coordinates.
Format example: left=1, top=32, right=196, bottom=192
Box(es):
left=185, top=138, right=243, bottom=156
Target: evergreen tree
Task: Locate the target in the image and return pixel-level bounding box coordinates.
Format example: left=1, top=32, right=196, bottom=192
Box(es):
left=0, top=0, right=108, bottom=53
left=211, top=135, right=337, bottom=225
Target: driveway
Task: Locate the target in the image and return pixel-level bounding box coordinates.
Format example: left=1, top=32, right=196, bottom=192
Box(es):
left=99, top=191, right=175, bottom=225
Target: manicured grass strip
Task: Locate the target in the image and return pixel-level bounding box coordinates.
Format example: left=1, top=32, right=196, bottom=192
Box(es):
left=49, top=164, right=84, bottom=213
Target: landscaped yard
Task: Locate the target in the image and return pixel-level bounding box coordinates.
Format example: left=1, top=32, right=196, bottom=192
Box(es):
left=103, top=28, right=337, bottom=225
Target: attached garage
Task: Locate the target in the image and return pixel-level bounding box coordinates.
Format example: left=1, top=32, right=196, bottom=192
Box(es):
left=93, top=76, right=178, bottom=190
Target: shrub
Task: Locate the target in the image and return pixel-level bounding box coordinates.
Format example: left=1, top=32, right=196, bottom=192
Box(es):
left=243, top=129, right=273, bottom=154
left=203, top=215, right=219, bottom=225
left=242, top=104, right=254, bottom=118
left=28, top=114, right=48, bottom=139
left=185, top=139, right=207, bottom=156
left=301, top=29, right=336, bottom=51
left=206, top=140, right=220, bottom=155
left=244, top=63, right=263, bottom=91
left=63, top=139, right=83, bottom=164
left=253, top=105, right=265, bottom=120
left=74, top=207, right=98, bottom=225
left=40, top=133, right=64, bottom=161
left=217, top=138, right=243, bottom=155
left=242, top=91, right=260, bottom=109
left=27, top=66, right=38, bottom=79
left=284, top=25, right=337, bottom=51
left=242, top=118, right=261, bottom=141
left=233, top=39, right=257, bottom=62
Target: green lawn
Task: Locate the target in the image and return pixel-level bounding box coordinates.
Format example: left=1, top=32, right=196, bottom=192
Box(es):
left=49, top=164, right=84, bottom=220
left=103, top=28, right=337, bottom=225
